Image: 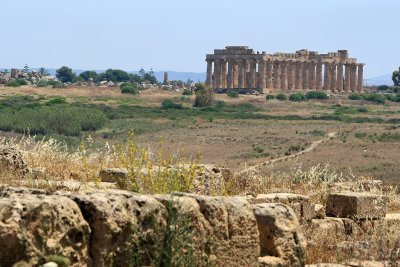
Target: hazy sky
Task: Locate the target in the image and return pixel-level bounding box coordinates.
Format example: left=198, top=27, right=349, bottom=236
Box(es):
left=1, top=0, right=399, bottom=78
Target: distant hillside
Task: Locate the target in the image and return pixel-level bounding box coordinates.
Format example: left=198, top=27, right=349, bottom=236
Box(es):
left=364, top=74, right=393, bottom=86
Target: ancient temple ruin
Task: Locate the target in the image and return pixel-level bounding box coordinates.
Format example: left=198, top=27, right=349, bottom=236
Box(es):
left=205, top=46, right=364, bottom=93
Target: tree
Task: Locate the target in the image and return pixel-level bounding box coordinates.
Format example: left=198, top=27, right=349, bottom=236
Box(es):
left=79, top=71, right=99, bottom=82
left=56, top=66, right=76, bottom=83
left=23, top=64, right=29, bottom=73
left=39, top=67, right=49, bottom=76
left=99, top=69, right=130, bottom=82
left=393, top=67, right=400, bottom=86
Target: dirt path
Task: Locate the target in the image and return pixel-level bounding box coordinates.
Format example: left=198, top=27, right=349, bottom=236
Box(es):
left=236, top=132, right=337, bottom=176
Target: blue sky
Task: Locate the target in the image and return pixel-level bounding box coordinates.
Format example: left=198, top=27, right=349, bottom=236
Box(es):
left=1, top=0, right=399, bottom=78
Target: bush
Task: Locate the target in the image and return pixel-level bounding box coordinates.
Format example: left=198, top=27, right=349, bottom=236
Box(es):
left=5, top=80, right=22, bottom=87
left=276, top=93, right=287, bottom=101
left=377, top=85, right=390, bottom=91
left=15, top=79, right=27, bottom=86
left=52, top=82, right=66, bottom=89
left=306, top=91, right=328, bottom=100
left=46, top=80, right=58, bottom=86
left=348, top=93, right=365, bottom=100
left=289, top=93, right=307, bottom=102
left=161, top=100, right=183, bottom=109
left=36, top=80, right=48, bottom=87
left=0, top=106, right=107, bottom=136
left=365, top=94, right=385, bottom=104
left=194, top=83, right=213, bottom=107
left=357, top=106, right=368, bottom=113
left=121, top=84, right=139, bottom=95
left=266, top=95, right=275, bottom=100
left=182, top=89, right=192, bottom=96
left=227, top=91, right=239, bottom=98
left=46, top=97, right=67, bottom=106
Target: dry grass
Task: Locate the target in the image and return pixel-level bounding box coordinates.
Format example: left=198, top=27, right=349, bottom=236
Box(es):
left=0, top=135, right=400, bottom=264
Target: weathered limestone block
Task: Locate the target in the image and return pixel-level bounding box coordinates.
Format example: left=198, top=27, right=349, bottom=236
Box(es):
left=315, top=204, right=326, bottom=219
left=164, top=193, right=260, bottom=266
left=256, top=193, right=315, bottom=221
left=64, top=190, right=167, bottom=267
left=0, top=146, right=29, bottom=174
left=254, top=203, right=306, bottom=267
left=99, top=167, right=128, bottom=188
left=0, top=192, right=90, bottom=266
left=326, top=193, right=387, bottom=219
left=303, top=218, right=346, bottom=247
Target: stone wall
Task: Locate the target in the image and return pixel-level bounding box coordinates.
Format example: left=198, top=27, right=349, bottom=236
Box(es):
left=0, top=186, right=306, bottom=267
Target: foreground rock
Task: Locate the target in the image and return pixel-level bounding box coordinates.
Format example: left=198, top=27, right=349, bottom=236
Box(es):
left=256, top=193, right=315, bottom=222
left=326, top=192, right=387, bottom=219
left=0, top=146, right=29, bottom=174
left=0, top=186, right=306, bottom=266
left=0, top=189, right=90, bottom=266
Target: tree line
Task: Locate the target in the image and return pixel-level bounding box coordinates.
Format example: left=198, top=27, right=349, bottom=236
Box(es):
left=55, top=66, right=158, bottom=84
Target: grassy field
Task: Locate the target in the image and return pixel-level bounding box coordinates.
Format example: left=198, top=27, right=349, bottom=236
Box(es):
left=0, top=85, right=400, bottom=184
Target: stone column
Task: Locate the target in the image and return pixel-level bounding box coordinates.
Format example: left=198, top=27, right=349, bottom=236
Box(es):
left=336, top=63, right=344, bottom=92
left=238, top=60, right=245, bottom=88
left=258, top=60, right=266, bottom=91
left=206, top=59, right=213, bottom=88
left=309, top=62, right=316, bottom=89
left=213, top=59, right=220, bottom=88
left=243, top=60, right=249, bottom=88
left=266, top=60, right=273, bottom=88
left=344, top=64, right=351, bottom=92
left=280, top=61, right=288, bottom=90
left=249, top=60, right=256, bottom=88
left=273, top=61, right=281, bottom=89
left=233, top=62, right=239, bottom=88
left=357, top=64, right=364, bottom=92
left=330, top=63, right=337, bottom=92
left=302, top=62, right=309, bottom=89
left=221, top=60, right=227, bottom=88
left=287, top=61, right=294, bottom=91
left=316, top=62, right=323, bottom=90
left=324, top=63, right=331, bottom=91
left=227, top=61, right=234, bottom=89
left=350, top=64, right=357, bottom=92
left=295, top=61, right=303, bottom=90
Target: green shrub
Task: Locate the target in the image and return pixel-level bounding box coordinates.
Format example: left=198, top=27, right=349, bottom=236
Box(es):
left=15, top=79, right=27, bottom=86
left=357, top=106, right=368, bottom=113
left=194, top=83, right=213, bottom=107
left=121, top=85, right=139, bottom=95
left=182, top=89, right=193, bottom=96
left=5, top=80, right=21, bottom=87
left=276, top=93, right=287, bottom=101
left=377, top=85, right=390, bottom=91
left=46, top=97, right=67, bottom=106
left=365, top=94, right=385, bottom=104
left=227, top=91, right=239, bottom=98
left=289, top=93, right=307, bottom=102
left=266, top=94, right=275, bottom=100
left=348, top=93, right=365, bottom=100
left=46, top=80, right=58, bottom=86
left=36, top=80, right=48, bottom=87
left=306, top=91, right=328, bottom=99
left=355, top=132, right=367, bottom=139
left=0, top=106, right=107, bottom=136
left=161, top=100, right=183, bottom=109
left=52, top=82, right=66, bottom=89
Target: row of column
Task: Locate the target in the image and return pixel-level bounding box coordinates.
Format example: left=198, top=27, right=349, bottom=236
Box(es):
left=206, top=59, right=364, bottom=92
